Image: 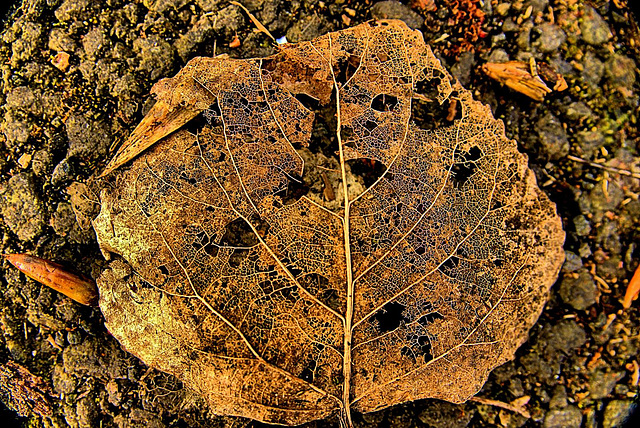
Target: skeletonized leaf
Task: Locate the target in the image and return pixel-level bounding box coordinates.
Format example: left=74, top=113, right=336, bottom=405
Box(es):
left=93, top=21, right=564, bottom=426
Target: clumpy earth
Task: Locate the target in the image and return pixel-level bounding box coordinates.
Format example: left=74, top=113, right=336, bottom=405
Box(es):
left=0, top=0, right=639, bottom=427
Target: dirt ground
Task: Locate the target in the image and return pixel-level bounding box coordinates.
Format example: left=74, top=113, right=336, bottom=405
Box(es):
left=1, top=0, right=639, bottom=427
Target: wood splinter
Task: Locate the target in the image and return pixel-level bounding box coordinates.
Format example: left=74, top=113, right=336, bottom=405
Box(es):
left=3, top=254, right=99, bottom=306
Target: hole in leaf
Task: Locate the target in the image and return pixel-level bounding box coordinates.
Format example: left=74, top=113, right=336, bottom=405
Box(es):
left=336, top=54, right=361, bottom=83
left=373, top=302, right=407, bottom=333
left=451, top=146, right=482, bottom=186
left=417, top=312, right=444, bottom=326
left=294, top=93, right=321, bottom=111
left=371, top=94, right=398, bottom=112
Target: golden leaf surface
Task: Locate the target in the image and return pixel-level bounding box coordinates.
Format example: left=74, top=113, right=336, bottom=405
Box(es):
left=92, top=21, right=565, bottom=427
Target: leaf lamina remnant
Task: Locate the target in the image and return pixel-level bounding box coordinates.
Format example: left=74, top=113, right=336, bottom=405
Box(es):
left=93, top=20, right=565, bottom=427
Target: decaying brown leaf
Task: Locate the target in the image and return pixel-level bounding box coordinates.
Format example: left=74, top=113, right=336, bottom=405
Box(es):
left=482, top=59, right=568, bottom=102
left=93, top=21, right=564, bottom=426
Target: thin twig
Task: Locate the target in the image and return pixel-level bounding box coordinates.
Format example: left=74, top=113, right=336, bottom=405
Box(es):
left=567, top=155, right=640, bottom=179
left=471, top=396, right=531, bottom=418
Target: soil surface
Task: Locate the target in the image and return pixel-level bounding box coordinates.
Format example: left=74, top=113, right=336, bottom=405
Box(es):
left=1, top=0, right=639, bottom=427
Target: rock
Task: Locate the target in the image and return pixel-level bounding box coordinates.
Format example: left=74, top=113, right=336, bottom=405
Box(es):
left=597, top=220, right=622, bottom=254
left=5, top=86, right=41, bottom=115
left=488, top=48, right=509, bottom=63
left=576, top=129, right=605, bottom=158
left=495, top=3, right=511, bottom=16
left=580, top=6, right=612, bottom=45
left=82, top=27, right=109, bottom=59
left=31, top=148, right=54, bottom=177
left=0, top=173, right=46, bottom=242
left=561, top=251, right=583, bottom=273
left=133, top=34, right=176, bottom=81
left=65, top=113, right=112, bottom=162
left=589, top=178, right=624, bottom=217
left=370, top=1, right=424, bottom=29
left=605, top=54, right=637, bottom=88
left=1, top=115, right=31, bottom=147
left=48, top=27, right=77, bottom=52
left=603, top=400, right=636, bottom=428
left=545, top=319, right=587, bottom=354
left=174, top=14, right=215, bottom=61
left=573, top=215, right=592, bottom=237
left=544, top=406, right=582, bottom=428
left=536, top=113, right=569, bottom=160
left=54, top=0, right=94, bottom=22
left=528, top=0, right=549, bottom=13
left=146, top=0, right=189, bottom=13
left=588, top=370, right=625, bottom=399
left=563, top=101, right=593, bottom=122
left=580, top=51, right=604, bottom=88
left=76, top=396, right=99, bottom=427
left=533, top=23, right=566, bottom=53
left=418, top=401, right=476, bottom=428
left=549, top=385, right=568, bottom=409
left=10, top=21, right=43, bottom=65
left=51, top=158, right=74, bottom=187
left=50, top=202, right=76, bottom=237
left=558, top=269, right=597, bottom=310
left=450, top=52, right=475, bottom=86
left=62, top=337, right=127, bottom=380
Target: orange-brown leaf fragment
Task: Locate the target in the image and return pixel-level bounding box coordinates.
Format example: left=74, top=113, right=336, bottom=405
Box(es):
left=623, top=263, right=640, bottom=309
left=482, top=60, right=567, bottom=101
left=3, top=254, right=98, bottom=306
left=93, top=20, right=565, bottom=426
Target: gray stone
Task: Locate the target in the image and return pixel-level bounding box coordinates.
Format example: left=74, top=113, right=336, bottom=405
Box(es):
left=564, top=101, right=593, bottom=122
left=588, top=370, right=625, bottom=399
left=536, top=113, right=569, bottom=160
left=2, top=114, right=31, bottom=147
left=534, top=23, right=566, bottom=53
left=418, top=402, right=476, bottom=428
left=174, top=14, right=215, bottom=61
left=545, top=320, right=587, bottom=353
left=580, top=6, right=611, bottom=45
left=54, top=0, right=94, bottom=22
left=48, top=27, right=77, bottom=52
left=605, top=54, right=637, bottom=88
left=450, top=52, right=476, bottom=86
left=576, top=129, right=605, bottom=158
left=488, top=48, right=509, bottom=63
left=573, top=215, right=592, bottom=237
left=0, top=173, right=46, bottom=242
left=51, top=158, right=73, bottom=186
left=544, top=406, right=582, bottom=428
left=146, top=0, right=189, bottom=13
left=371, top=1, right=424, bottom=29
left=31, top=148, right=54, bottom=177
left=559, top=269, right=597, bottom=310
left=562, top=251, right=583, bottom=273
left=549, top=385, right=568, bottom=409
left=582, top=51, right=604, bottom=87
left=82, top=27, right=108, bottom=59
left=134, top=34, right=176, bottom=81
left=603, top=400, right=635, bottom=428
left=5, top=86, right=41, bottom=115
left=597, top=220, right=622, bottom=254
left=65, top=113, right=111, bottom=162
left=10, top=22, right=43, bottom=65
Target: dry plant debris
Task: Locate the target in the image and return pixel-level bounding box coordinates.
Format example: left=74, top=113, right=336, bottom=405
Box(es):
left=482, top=59, right=568, bottom=102
left=92, top=20, right=565, bottom=426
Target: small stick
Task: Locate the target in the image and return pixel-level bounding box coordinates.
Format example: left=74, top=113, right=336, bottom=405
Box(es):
left=567, top=155, right=640, bottom=179
left=229, top=1, right=276, bottom=42
left=470, top=396, right=531, bottom=418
